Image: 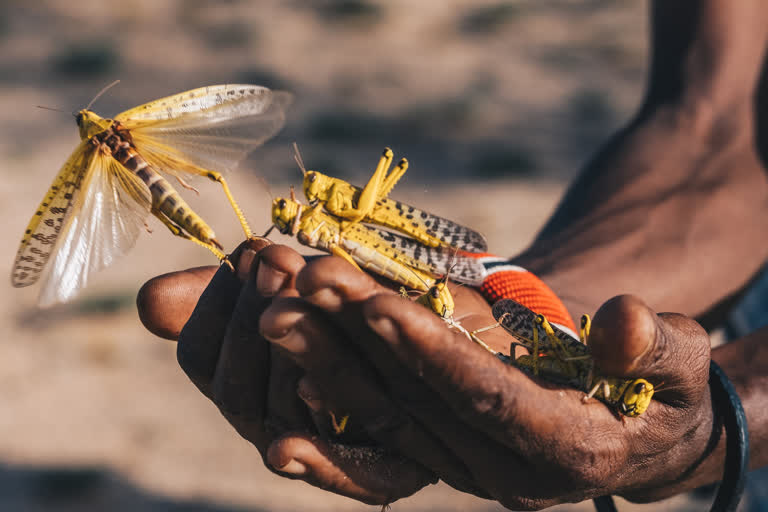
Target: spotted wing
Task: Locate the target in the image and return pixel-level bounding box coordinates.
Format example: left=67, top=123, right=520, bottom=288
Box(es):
left=491, top=299, right=587, bottom=355
left=115, top=85, right=291, bottom=179
left=373, top=228, right=487, bottom=286
left=375, top=197, right=488, bottom=252
left=12, top=141, right=95, bottom=289
left=36, top=153, right=151, bottom=307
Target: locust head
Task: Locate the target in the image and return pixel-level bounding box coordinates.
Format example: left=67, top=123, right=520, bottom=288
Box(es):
left=75, top=110, right=111, bottom=140
left=618, top=379, right=654, bottom=417
left=271, top=197, right=302, bottom=235
left=417, top=280, right=455, bottom=319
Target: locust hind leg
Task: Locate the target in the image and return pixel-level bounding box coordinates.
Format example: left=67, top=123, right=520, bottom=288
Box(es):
left=338, top=148, right=394, bottom=230
left=203, top=171, right=252, bottom=240
left=152, top=210, right=234, bottom=270
left=329, top=244, right=363, bottom=272
left=330, top=411, right=349, bottom=435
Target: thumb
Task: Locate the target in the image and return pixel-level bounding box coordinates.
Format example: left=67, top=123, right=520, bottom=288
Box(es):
left=588, top=295, right=711, bottom=405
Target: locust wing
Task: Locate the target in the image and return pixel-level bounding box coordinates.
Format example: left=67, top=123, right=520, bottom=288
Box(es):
left=37, top=153, right=151, bottom=306
left=491, top=299, right=587, bottom=355
left=115, top=84, right=291, bottom=179
left=373, top=197, right=488, bottom=253
left=12, top=141, right=151, bottom=306
left=12, top=141, right=94, bottom=289
left=372, top=227, right=487, bottom=286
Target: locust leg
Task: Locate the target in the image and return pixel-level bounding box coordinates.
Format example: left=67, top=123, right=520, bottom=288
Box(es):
left=537, top=315, right=582, bottom=374
left=204, top=171, right=252, bottom=240
left=329, top=244, right=363, bottom=272
left=469, top=321, right=502, bottom=348
left=330, top=412, right=349, bottom=435
left=583, top=379, right=612, bottom=403
left=379, top=157, right=409, bottom=200
left=152, top=210, right=233, bottom=270
left=468, top=321, right=513, bottom=355
left=338, top=148, right=394, bottom=229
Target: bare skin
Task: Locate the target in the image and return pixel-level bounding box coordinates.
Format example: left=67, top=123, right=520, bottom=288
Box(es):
left=136, top=0, right=768, bottom=508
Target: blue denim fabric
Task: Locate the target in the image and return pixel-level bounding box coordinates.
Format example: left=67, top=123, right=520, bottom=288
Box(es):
left=725, top=265, right=768, bottom=512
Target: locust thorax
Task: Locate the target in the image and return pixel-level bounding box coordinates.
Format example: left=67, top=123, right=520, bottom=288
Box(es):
left=75, top=110, right=112, bottom=140
left=303, top=170, right=333, bottom=204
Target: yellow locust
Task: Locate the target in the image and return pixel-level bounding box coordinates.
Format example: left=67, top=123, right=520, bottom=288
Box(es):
left=405, top=256, right=499, bottom=356
left=472, top=299, right=655, bottom=417
left=12, top=83, right=290, bottom=306
left=270, top=191, right=486, bottom=292
left=297, top=145, right=488, bottom=253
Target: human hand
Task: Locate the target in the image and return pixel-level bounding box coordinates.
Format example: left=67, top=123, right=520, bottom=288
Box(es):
left=136, top=239, right=436, bottom=505
left=260, top=256, right=717, bottom=509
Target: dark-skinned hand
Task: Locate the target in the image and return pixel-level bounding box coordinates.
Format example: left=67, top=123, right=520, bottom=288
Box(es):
left=137, top=239, right=435, bottom=506
left=257, top=248, right=717, bottom=509
left=139, top=241, right=715, bottom=509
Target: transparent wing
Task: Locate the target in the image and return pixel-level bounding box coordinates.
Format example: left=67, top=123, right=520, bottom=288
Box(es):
left=11, top=141, right=94, bottom=288
left=115, top=85, right=292, bottom=178
left=491, top=299, right=587, bottom=354
left=373, top=227, right=487, bottom=286
left=37, top=153, right=151, bottom=307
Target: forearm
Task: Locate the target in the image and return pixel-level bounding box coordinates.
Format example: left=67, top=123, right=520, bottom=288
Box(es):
left=510, top=0, right=768, bottom=321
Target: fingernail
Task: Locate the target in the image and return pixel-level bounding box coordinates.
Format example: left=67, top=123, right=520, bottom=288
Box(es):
left=367, top=314, right=399, bottom=343
left=236, top=248, right=259, bottom=282
left=257, top=261, right=287, bottom=297
left=305, top=287, right=342, bottom=312
left=276, top=459, right=307, bottom=476
left=262, top=312, right=309, bottom=354
left=297, top=377, right=324, bottom=411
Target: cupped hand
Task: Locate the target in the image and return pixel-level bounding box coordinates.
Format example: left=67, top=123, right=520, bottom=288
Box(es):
left=136, top=240, right=436, bottom=506
left=260, top=256, right=716, bottom=510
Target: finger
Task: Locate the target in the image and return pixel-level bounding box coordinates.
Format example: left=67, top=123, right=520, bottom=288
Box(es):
left=137, top=266, right=217, bottom=340
left=361, top=294, right=593, bottom=447
left=137, top=238, right=272, bottom=340
left=208, top=244, right=307, bottom=447
left=176, top=239, right=269, bottom=395
left=259, top=296, right=482, bottom=491
left=264, top=293, right=564, bottom=504
left=266, top=432, right=436, bottom=506
left=588, top=295, right=711, bottom=405
left=295, top=255, right=392, bottom=312
left=254, top=244, right=306, bottom=297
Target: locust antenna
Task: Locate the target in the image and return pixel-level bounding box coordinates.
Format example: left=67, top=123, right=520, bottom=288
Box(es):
left=404, top=264, right=432, bottom=291
left=254, top=176, right=273, bottom=201
left=440, top=246, right=461, bottom=283
left=292, top=142, right=307, bottom=176
left=36, top=105, right=67, bottom=114
left=86, top=79, right=121, bottom=110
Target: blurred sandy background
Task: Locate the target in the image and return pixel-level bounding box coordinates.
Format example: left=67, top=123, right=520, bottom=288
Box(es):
left=0, top=1, right=715, bottom=511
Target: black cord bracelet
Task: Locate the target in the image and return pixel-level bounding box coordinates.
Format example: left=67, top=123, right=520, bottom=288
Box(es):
left=593, top=360, right=749, bottom=512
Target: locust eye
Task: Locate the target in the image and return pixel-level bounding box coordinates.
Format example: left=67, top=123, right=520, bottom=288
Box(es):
left=278, top=199, right=287, bottom=209
left=430, top=287, right=440, bottom=298
left=75, top=112, right=84, bottom=125
left=634, top=382, right=646, bottom=394
left=308, top=172, right=317, bottom=183
left=581, top=316, right=588, bottom=328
